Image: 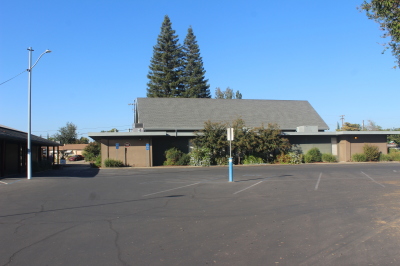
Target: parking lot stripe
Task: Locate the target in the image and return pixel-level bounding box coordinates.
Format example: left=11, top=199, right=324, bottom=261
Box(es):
left=315, top=173, right=322, bottom=190
left=0, top=181, right=7, bottom=184
left=361, top=171, right=385, bottom=187
left=233, top=181, right=263, bottom=194
left=143, top=183, right=200, bottom=197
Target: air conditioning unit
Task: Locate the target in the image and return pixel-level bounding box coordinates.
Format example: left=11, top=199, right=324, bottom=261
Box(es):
left=132, top=123, right=144, bottom=132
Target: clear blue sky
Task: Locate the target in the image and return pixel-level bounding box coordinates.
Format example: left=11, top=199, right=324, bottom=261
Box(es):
left=1, top=0, right=399, bottom=139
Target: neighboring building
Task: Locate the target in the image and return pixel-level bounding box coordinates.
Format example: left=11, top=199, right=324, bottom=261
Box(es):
left=59, top=144, right=88, bottom=156
left=88, top=98, right=400, bottom=166
left=283, top=129, right=399, bottom=162
left=0, top=124, right=60, bottom=178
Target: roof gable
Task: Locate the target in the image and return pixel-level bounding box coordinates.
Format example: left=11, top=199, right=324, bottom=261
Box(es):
left=136, top=98, right=329, bottom=131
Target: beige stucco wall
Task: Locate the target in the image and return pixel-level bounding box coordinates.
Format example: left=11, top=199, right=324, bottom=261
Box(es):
left=100, top=137, right=152, bottom=167
left=338, top=135, right=388, bottom=162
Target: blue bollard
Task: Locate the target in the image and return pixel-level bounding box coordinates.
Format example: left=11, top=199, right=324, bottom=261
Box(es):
left=229, top=157, right=233, bottom=182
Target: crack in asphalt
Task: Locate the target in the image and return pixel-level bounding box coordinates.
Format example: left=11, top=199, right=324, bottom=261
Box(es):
left=3, top=224, right=79, bottom=266
left=0, top=196, right=171, bottom=218
left=107, top=220, right=130, bottom=266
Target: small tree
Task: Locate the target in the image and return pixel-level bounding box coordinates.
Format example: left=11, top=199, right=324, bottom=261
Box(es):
left=192, top=120, right=228, bottom=164
left=388, top=128, right=400, bottom=144
left=339, top=122, right=361, bottom=131
left=252, top=123, right=291, bottom=162
left=82, top=142, right=101, bottom=162
left=76, top=137, right=89, bottom=144
left=360, top=0, right=400, bottom=68
left=53, top=122, right=78, bottom=144
left=214, top=87, right=243, bottom=99
left=364, top=120, right=382, bottom=131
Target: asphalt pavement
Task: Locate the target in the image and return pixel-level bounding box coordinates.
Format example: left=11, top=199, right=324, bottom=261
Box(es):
left=1, top=162, right=400, bottom=265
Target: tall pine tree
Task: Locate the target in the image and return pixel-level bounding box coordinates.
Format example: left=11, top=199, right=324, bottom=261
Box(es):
left=182, top=26, right=210, bottom=98
left=147, top=15, right=184, bottom=97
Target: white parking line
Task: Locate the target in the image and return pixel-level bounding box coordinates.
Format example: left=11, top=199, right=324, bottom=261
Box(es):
left=233, top=181, right=263, bottom=194
left=0, top=181, right=7, bottom=184
left=315, top=173, right=322, bottom=190
left=361, top=171, right=385, bottom=187
left=143, top=183, right=199, bottom=197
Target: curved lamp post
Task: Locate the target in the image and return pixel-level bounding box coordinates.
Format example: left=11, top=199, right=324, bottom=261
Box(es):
left=27, top=47, right=51, bottom=180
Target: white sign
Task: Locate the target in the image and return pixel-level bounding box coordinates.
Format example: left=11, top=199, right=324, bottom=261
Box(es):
left=227, top=128, right=234, bottom=141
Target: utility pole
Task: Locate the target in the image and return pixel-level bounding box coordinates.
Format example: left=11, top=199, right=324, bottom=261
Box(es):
left=128, top=99, right=136, bottom=130
left=339, top=115, right=345, bottom=126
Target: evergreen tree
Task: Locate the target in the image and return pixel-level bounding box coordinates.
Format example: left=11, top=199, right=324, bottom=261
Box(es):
left=147, top=15, right=184, bottom=97
left=182, top=26, right=210, bottom=98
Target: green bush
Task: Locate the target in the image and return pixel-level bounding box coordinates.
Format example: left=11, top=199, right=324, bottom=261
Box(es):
left=379, top=153, right=392, bottom=162
left=322, top=153, right=337, bottom=163
left=304, top=148, right=322, bottom=163
left=277, top=152, right=303, bottom=164
left=163, top=147, right=189, bottom=166
left=91, top=155, right=102, bottom=168
left=189, top=147, right=211, bottom=167
left=389, top=150, right=400, bottom=161
left=215, top=156, right=228, bottom=165
left=243, top=155, right=264, bottom=165
left=104, top=159, right=124, bottom=167
left=177, top=153, right=190, bottom=166
left=352, top=153, right=367, bottom=162
left=363, top=144, right=380, bottom=161
left=83, top=142, right=101, bottom=162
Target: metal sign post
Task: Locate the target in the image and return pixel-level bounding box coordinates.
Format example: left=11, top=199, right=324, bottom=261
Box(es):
left=124, top=142, right=130, bottom=166
left=116, top=143, right=119, bottom=160
left=227, top=128, right=234, bottom=182
left=146, top=143, right=150, bottom=167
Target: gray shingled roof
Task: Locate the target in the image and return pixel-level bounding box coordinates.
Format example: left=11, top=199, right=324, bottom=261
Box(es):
left=0, top=125, right=61, bottom=146
left=136, top=98, right=329, bottom=131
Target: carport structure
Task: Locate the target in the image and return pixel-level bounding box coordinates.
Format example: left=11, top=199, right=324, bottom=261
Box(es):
left=0, top=124, right=60, bottom=177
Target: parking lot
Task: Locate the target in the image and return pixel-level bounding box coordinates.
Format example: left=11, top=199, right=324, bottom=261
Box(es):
left=1, top=163, right=400, bottom=265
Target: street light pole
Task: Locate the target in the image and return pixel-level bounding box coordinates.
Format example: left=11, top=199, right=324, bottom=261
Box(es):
left=27, top=47, right=51, bottom=180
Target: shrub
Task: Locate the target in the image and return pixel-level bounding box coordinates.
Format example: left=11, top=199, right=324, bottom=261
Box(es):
left=379, top=153, right=392, bottom=162
left=304, top=148, right=322, bottom=163
left=215, top=156, right=228, bottom=165
left=189, top=147, right=211, bottom=167
left=277, top=152, right=303, bottom=164
left=91, top=155, right=102, bottom=168
left=177, top=153, right=190, bottom=166
left=243, top=155, right=264, bottom=165
left=83, top=142, right=101, bottom=162
left=352, top=153, right=367, bottom=162
left=389, top=149, right=400, bottom=161
left=104, top=159, right=124, bottom=167
left=363, top=144, right=380, bottom=161
left=322, top=153, right=337, bottom=163
left=164, top=147, right=189, bottom=166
